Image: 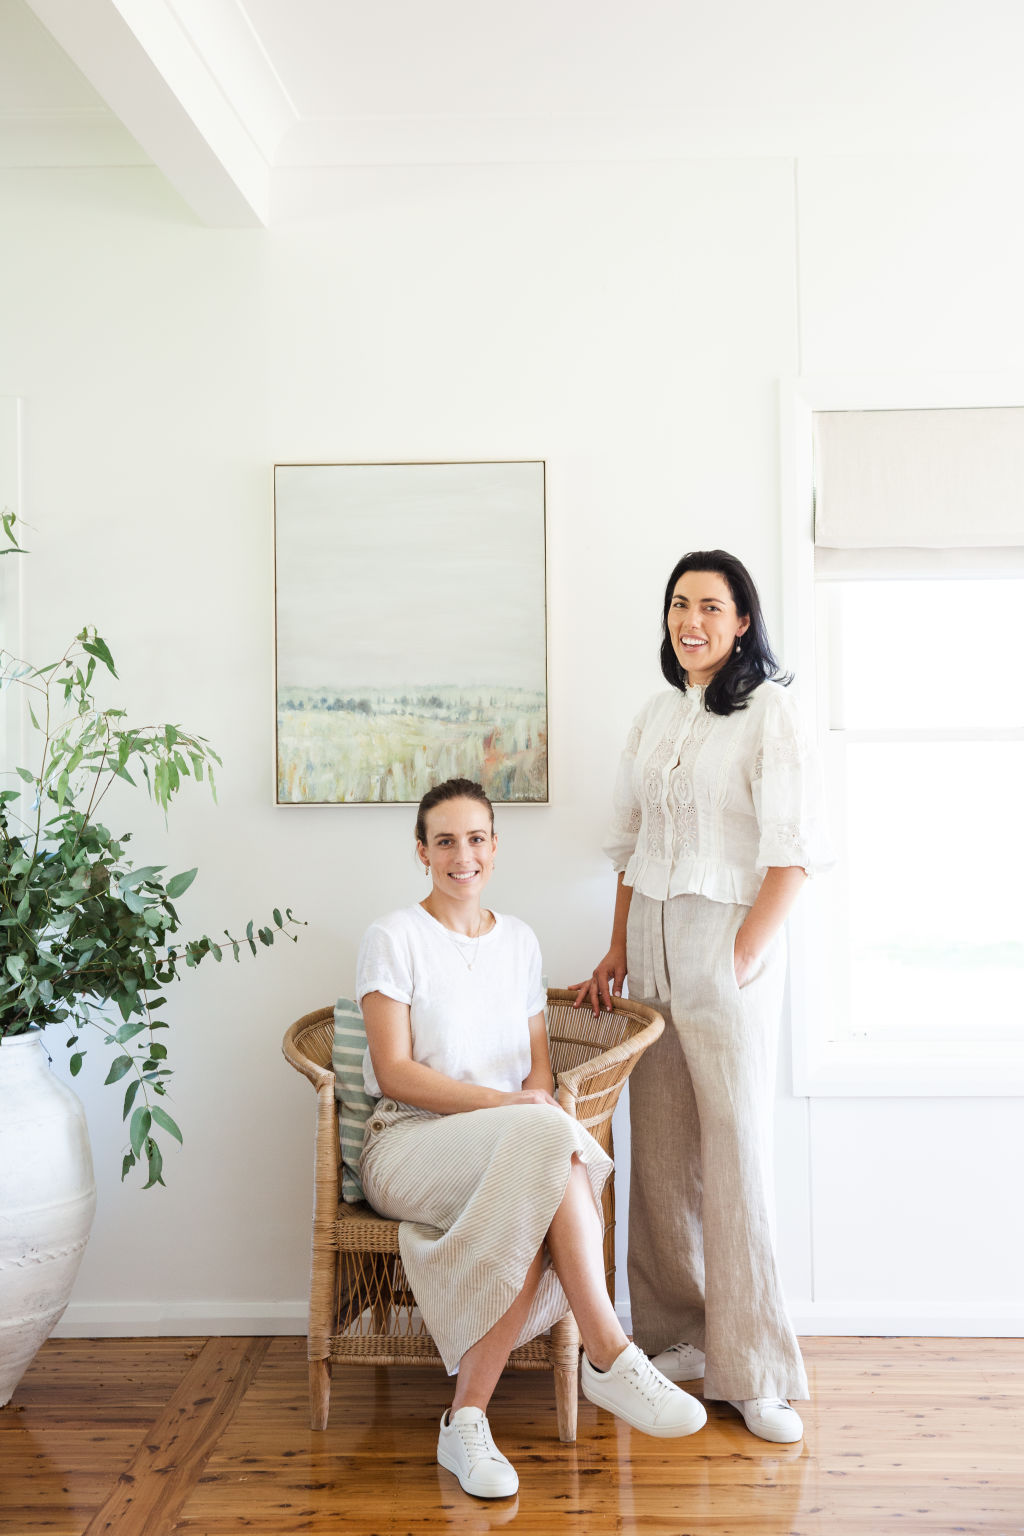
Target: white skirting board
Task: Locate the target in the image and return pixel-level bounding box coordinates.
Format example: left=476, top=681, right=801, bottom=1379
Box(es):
left=51, top=1299, right=1024, bottom=1339
left=52, top=1302, right=309, bottom=1338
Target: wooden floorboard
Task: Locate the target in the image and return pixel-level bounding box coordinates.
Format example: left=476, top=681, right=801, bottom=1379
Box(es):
left=81, top=1337, right=270, bottom=1536
left=1, top=1336, right=1022, bottom=1535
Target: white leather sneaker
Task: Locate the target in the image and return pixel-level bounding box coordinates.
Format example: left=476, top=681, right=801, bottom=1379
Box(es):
left=650, top=1341, right=706, bottom=1381
left=726, top=1397, right=804, bottom=1443
left=581, top=1343, right=707, bottom=1437
left=437, top=1407, right=519, bottom=1497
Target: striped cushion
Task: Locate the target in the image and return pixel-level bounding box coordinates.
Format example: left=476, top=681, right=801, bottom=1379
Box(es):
left=332, top=998, right=377, bottom=1203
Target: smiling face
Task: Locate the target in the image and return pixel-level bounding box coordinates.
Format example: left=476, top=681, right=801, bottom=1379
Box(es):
left=666, top=569, right=750, bottom=686
left=417, top=796, right=497, bottom=902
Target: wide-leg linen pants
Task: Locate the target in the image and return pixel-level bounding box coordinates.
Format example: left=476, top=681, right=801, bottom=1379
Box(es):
left=360, top=1099, right=612, bottom=1376
left=626, top=890, right=808, bottom=1403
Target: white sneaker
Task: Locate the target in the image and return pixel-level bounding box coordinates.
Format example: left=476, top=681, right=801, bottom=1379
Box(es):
left=650, top=1341, right=706, bottom=1381
left=582, top=1343, right=707, bottom=1438
left=437, top=1407, right=519, bottom=1498
left=726, top=1397, right=804, bottom=1443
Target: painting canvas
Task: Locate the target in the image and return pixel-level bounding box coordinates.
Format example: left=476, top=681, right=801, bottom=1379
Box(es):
left=274, top=461, right=548, bottom=805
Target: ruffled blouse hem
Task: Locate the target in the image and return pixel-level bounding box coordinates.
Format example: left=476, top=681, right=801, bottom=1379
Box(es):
left=623, top=853, right=763, bottom=909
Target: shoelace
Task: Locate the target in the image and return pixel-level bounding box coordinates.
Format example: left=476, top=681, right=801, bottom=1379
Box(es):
left=623, top=1356, right=678, bottom=1411
left=752, top=1397, right=792, bottom=1412
left=454, top=1417, right=504, bottom=1465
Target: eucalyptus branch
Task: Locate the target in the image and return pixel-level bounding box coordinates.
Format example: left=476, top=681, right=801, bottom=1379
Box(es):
left=71, top=734, right=111, bottom=854
left=1, top=516, right=302, bottom=1187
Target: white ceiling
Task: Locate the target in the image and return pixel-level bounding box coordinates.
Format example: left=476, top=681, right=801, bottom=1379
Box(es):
left=4, top=0, right=1024, bottom=226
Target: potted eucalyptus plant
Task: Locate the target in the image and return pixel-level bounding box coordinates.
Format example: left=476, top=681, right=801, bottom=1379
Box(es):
left=0, top=512, right=300, bottom=1403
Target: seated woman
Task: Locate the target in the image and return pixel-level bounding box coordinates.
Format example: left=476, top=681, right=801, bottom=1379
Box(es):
left=357, top=777, right=706, bottom=1499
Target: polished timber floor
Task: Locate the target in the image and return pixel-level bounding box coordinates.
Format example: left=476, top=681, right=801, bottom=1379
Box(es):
left=1, top=1336, right=1022, bottom=1535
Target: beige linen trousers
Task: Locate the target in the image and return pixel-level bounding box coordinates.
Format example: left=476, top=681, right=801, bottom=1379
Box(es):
left=626, top=890, right=809, bottom=1403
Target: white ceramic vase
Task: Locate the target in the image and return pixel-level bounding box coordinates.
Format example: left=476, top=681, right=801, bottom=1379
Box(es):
left=0, top=1032, right=96, bottom=1405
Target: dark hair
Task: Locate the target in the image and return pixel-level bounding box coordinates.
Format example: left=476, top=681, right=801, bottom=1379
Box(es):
left=659, top=549, right=791, bottom=715
left=415, top=778, right=494, bottom=845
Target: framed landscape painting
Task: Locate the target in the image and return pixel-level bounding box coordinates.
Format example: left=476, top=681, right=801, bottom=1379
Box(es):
left=274, top=460, right=548, bottom=805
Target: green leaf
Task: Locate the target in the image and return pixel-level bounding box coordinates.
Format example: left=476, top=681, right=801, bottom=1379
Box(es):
left=1, top=509, right=27, bottom=551
left=165, top=868, right=197, bottom=900
left=129, top=1105, right=152, bottom=1158
left=123, top=1078, right=141, bottom=1120
left=164, top=724, right=179, bottom=749
left=81, top=634, right=118, bottom=677
left=113, top=1020, right=148, bottom=1044
left=121, top=1151, right=136, bottom=1182
left=273, top=908, right=283, bottom=928
left=15, top=766, right=35, bottom=783
left=120, top=865, right=165, bottom=891
left=104, top=1055, right=134, bottom=1085
left=143, top=1138, right=165, bottom=1189
left=150, top=1105, right=182, bottom=1144
left=69, top=1052, right=84, bottom=1076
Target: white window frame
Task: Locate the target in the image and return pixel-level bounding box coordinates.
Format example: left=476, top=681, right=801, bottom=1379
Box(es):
left=780, top=374, right=1024, bottom=1097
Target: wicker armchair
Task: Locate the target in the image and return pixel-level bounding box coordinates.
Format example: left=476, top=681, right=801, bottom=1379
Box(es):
left=281, top=988, right=664, bottom=1441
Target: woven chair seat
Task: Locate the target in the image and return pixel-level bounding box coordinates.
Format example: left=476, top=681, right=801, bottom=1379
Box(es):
left=282, top=988, right=664, bottom=1440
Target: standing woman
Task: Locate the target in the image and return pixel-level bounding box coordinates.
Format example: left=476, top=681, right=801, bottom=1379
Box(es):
left=576, top=551, right=832, bottom=1443
left=357, top=778, right=705, bottom=1502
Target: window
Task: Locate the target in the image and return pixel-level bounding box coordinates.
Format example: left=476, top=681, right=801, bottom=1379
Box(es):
left=817, top=577, right=1024, bottom=1047
left=783, top=383, right=1024, bottom=1094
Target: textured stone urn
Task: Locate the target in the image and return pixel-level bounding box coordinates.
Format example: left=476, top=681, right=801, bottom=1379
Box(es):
left=0, top=1032, right=96, bottom=1405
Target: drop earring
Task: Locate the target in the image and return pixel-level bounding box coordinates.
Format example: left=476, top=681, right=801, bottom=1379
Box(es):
left=734, top=640, right=742, bottom=654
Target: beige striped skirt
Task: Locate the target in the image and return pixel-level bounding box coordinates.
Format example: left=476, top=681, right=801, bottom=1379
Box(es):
left=359, top=1099, right=612, bottom=1375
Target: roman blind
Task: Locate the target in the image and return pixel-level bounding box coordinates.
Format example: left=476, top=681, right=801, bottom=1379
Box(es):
left=812, top=406, right=1024, bottom=576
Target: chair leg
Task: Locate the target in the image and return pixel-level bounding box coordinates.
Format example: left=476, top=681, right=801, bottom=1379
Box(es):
left=309, top=1356, right=332, bottom=1430
left=550, top=1314, right=580, bottom=1443
left=554, top=1362, right=578, bottom=1443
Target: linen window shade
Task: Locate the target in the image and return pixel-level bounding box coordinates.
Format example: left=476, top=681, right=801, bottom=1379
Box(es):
left=812, top=406, right=1024, bottom=577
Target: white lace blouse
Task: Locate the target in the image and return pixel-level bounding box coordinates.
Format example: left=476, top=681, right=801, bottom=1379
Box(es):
left=603, top=681, right=834, bottom=907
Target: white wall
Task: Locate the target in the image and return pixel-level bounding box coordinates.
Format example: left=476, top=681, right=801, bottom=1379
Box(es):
left=1, top=148, right=1021, bottom=1336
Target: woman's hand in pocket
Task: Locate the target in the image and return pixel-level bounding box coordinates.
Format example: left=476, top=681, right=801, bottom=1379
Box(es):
left=733, top=933, right=761, bottom=989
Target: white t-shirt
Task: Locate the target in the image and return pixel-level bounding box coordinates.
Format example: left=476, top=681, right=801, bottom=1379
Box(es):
left=603, top=680, right=834, bottom=907
left=355, top=904, right=547, bottom=1098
